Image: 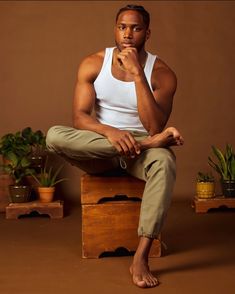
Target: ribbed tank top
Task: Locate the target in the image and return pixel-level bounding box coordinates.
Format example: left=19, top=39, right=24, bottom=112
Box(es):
left=94, top=47, right=157, bottom=132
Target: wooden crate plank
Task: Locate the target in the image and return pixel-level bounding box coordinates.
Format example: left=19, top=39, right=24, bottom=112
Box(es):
left=82, top=202, right=161, bottom=258
left=81, top=174, right=145, bottom=204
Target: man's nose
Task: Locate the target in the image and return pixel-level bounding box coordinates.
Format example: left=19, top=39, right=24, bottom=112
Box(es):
left=124, top=27, right=133, bottom=38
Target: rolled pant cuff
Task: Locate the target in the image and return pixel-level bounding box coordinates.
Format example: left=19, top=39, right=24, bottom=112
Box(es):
left=138, top=233, right=160, bottom=240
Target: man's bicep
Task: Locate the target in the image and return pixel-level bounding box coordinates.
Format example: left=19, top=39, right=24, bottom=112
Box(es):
left=153, top=69, right=177, bottom=120
left=73, top=55, right=100, bottom=114
left=73, top=80, right=96, bottom=115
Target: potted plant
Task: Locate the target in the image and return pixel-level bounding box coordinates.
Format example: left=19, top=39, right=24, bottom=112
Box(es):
left=0, top=127, right=46, bottom=171
left=0, top=131, right=31, bottom=164
left=208, top=144, right=235, bottom=197
left=2, top=152, right=34, bottom=203
left=21, top=127, right=46, bottom=172
left=0, top=128, right=47, bottom=203
left=196, top=171, right=215, bottom=199
left=30, top=157, right=68, bottom=203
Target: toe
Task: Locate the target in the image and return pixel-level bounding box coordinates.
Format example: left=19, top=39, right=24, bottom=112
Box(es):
left=144, top=274, right=159, bottom=288
left=133, top=275, right=147, bottom=288
left=136, top=280, right=147, bottom=288
left=143, top=276, right=153, bottom=288
left=153, top=276, right=159, bottom=286
left=149, top=273, right=159, bottom=285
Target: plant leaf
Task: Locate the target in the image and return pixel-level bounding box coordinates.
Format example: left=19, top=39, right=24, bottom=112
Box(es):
left=211, top=145, right=228, bottom=180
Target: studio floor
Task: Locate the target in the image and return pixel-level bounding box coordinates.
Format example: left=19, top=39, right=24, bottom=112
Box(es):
left=0, top=197, right=235, bottom=294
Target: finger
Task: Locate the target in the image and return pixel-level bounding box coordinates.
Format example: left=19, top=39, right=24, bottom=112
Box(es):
left=122, top=47, right=137, bottom=54
left=119, top=139, right=132, bottom=157
left=122, top=135, right=137, bottom=157
left=117, top=51, right=128, bottom=59
left=113, top=142, right=124, bottom=155
left=117, top=55, right=127, bottom=71
left=127, top=134, right=141, bottom=155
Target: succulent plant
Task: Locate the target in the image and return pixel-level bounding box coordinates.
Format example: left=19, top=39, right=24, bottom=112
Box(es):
left=197, top=171, right=214, bottom=182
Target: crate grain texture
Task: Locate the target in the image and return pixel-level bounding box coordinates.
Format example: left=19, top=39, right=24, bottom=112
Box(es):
left=81, top=174, right=161, bottom=258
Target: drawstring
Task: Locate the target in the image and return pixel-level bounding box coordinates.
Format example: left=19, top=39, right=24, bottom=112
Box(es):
left=119, top=157, right=127, bottom=169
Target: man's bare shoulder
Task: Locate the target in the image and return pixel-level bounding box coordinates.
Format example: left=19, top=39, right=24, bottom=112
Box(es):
left=78, top=50, right=105, bottom=82
left=81, top=50, right=105, bottom=67
left=152, top=58, right=177, bottom=93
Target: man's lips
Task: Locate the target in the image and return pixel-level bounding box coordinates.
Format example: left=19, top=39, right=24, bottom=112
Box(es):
left=122, top=43, right=134, bottom=48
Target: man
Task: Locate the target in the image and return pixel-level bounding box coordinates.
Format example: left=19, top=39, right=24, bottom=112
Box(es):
left=46, top=4, right=183, bottom=288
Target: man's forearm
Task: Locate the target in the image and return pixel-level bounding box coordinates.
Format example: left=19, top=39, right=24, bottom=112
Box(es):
left=73, top=112, right=118, bottom=137
left=134, top=72, right=167, bottom=135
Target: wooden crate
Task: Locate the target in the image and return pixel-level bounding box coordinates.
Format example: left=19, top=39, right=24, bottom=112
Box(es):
left=81, top=174, right=161, bottom=258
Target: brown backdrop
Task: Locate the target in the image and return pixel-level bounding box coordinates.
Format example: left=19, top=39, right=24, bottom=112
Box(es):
left=1, top=1, right=235, bottom=202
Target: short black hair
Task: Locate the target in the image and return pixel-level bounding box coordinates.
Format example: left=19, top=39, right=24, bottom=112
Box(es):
left=116, top=4, right=150, bottom=28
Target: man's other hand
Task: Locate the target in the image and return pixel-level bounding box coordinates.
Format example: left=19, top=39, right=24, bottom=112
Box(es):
left=106, top=129, right=141, bottom=157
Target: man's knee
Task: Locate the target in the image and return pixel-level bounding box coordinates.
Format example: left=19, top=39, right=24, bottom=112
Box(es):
left=46, top=125, right=65, bottom=151
left=148, top=148, right=176, bottom=178
left=158, top=148, right=175, bottom=166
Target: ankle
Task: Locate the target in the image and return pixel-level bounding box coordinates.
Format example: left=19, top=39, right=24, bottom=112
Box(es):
left=133, top=250, right=149, bottom=263
left=139, top=136, right=154, bottom=150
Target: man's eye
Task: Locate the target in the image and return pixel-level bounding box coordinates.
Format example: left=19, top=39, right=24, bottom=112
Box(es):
left=118, top=25, right=125, bottom=31
left=133, top=27, right=141, bottom=32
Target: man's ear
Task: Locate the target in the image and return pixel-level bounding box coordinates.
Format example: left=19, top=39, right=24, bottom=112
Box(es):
left=146, top=29, right=151, bottom=41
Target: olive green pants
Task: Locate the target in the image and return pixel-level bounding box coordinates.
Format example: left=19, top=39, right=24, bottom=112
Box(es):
left=46, top=125, right=176, bottom=239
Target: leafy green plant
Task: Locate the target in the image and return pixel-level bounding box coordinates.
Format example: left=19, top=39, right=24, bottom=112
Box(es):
left=0, top=127, right=47, bottom=175
left=208, top=144, right=235, bottom=181
left=197, top=171, right=214, bottom=182
left=0, top=130, right=33, bottom=185
left=2, top=152, right=34, bottom=184
left=0, top=127, right=46, bottom=159
left=21, top=127, right=46, bottom=156
left=0, top=132, right=31, bottom=158
left=30, top=157, right=68, bottom=187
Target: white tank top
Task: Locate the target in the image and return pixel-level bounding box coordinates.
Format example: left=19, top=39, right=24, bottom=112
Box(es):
left=94, top=47, right=157, bottom=132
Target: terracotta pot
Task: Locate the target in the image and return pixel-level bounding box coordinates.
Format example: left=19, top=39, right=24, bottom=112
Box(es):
left=38, top=187, right=55, bottom=203
left=196, top=182, right=215, bottom=199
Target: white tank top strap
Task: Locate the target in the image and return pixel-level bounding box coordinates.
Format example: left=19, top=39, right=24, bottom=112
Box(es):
left=144, top=52, right=157, bottom=90
left=99, top=47, right=113, bottom=73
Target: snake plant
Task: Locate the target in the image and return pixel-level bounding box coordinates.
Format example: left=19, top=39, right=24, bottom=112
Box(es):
left=208, top=144, right=235, bottom=181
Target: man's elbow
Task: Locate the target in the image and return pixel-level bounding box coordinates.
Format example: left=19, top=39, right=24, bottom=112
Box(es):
left=149, top=128, right=161, bottom=136
left=72, top=114, right=80, bottom=129
left=148, top=120, right=167, bottom=136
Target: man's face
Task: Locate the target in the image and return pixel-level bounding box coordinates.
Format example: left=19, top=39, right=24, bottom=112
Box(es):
left=115, top=10, right=150, bottom=52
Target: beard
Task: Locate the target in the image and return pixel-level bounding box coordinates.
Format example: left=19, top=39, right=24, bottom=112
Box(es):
left=115, top=39, right=146, bottom=52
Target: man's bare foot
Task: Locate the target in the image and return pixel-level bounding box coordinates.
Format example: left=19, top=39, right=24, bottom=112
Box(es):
left=140, top=127, right=184, bottom=150
left=129, top=258, right=159, bottom=288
